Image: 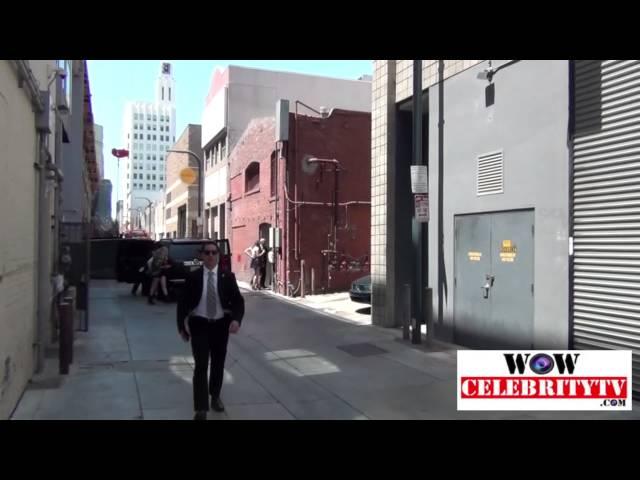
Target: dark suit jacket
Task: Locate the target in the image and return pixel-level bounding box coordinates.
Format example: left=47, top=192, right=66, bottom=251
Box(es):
left=176, top=267, right=245, bottom=334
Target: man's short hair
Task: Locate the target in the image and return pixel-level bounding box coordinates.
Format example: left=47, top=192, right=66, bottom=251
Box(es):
left=200, top=241, right=219, bottom=252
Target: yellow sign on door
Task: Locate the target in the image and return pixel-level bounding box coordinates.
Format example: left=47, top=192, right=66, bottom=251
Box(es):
left=180, top=167, right=197, bottom=185
left=468, top=251, right=482, bottom=262
left=500, top=240, right=517, bottom=262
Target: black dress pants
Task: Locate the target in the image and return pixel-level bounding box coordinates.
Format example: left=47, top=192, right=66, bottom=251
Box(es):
left=188, top=315, right=231, bottom=412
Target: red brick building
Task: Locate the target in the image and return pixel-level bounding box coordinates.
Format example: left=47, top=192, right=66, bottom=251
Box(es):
left=229, top=108, right=371, bottom=296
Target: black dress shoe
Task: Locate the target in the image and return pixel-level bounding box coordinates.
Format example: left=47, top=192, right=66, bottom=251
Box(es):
left=194, top=411, right=207, bottom=421
left=211, top=397, right=225, bottom=412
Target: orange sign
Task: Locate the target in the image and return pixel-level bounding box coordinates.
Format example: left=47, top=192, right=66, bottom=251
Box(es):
left=180, top=167, right=197, bottom=185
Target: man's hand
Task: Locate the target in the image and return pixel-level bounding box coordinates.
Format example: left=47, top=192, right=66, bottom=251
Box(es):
left=229, top=320, right=240, bottom=334
left=180, top=321, right=191, bottom=342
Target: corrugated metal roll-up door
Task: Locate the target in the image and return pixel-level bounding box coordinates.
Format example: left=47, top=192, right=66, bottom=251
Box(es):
left=572, top=60, right=640, bottom=399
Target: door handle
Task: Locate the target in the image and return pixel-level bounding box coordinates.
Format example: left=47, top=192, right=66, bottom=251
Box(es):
left=481, top=274, right=495, bottom=299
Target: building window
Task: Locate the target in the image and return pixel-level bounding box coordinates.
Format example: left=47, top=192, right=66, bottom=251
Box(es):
left=153, top=135, right=156, bottom=141
left=245, top=162, right=260, bottom=193
left=160, top=175, right=164, bottom=180
left=166, top=208, right=171, bottom=219
left=169, top=88, right=171, bottom=101
left=166, top=192, right=171, bottom=203
left=152, top=175, right=156, bottom=180
left=146, top=184, right=150, bottom=190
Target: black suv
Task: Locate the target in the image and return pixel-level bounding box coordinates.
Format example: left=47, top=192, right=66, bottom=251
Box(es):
left=159, top=238, right=232, bottom=294
left=115, top=238, right=157, bottom=284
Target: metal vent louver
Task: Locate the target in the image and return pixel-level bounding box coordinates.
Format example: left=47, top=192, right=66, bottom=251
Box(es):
left=477, top=150, right=504, bottom=196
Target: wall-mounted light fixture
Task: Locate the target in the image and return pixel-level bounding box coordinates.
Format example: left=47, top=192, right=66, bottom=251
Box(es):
left=477, top=60, right=496, bottom=82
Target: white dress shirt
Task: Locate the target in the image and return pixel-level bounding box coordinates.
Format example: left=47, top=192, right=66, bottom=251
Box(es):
left=192, top=266, right=224, bottom=321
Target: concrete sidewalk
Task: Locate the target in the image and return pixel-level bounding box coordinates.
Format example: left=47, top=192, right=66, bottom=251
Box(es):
left=237, top=281, right=372, bottom=326
left=11, top=280, right=640, bottom=420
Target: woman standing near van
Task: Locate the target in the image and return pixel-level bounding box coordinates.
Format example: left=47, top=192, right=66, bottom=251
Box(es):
left=148, top=246, right=170, bottom=304
left=244, top=241, right=263, bottom=290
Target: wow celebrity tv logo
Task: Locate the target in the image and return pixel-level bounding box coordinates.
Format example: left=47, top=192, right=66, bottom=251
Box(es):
left=457, top=350, right=632, bottom=411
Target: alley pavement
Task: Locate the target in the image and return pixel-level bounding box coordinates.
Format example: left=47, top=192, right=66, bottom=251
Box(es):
left=10, top=280, right=640, bottom=420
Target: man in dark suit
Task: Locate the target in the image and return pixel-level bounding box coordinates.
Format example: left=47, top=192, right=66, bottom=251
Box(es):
left=177, top=241, right=245, bottom=421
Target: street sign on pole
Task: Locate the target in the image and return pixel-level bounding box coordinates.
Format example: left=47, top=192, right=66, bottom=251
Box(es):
left=410, top=165, right=428, bottom=194
left=180, top=167, right=197, bottom=185
left=415, top=193, right=429, bottom=222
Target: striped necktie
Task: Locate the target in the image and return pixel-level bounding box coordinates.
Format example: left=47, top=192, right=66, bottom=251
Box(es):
left=207, top=270, right=217, bottom=320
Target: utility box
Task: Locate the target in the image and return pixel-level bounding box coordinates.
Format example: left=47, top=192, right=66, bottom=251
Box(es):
left=275, top=99, right=289, bottom=142
left=36, top=90, right=51, bottom=133
left=269, top=227, right=281, bottom=249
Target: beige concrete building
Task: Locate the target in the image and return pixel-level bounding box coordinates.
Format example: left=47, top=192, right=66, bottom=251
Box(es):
left=371, top=61, right=483, bottom=330
left=0, top=59, right=98, bottom=419
left=164, top=124, right=202, bottom=239
left=0, top=60, right=63, bottom=419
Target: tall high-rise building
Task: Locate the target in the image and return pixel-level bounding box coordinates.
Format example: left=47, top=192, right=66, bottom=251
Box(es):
left=94, top=123, right=104, bottom=179
left=119, top=61, right=176, bottom=230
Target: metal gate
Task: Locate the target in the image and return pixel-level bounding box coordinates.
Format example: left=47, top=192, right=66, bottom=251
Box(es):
left=572, top=60, right=640, bottom=398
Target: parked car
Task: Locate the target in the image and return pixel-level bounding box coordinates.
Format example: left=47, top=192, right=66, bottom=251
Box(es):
left=159, top=238, right=232, bottom=295
left=349, top=275, right=371, bottom=304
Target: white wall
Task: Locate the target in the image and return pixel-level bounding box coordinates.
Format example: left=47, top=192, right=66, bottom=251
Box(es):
left=204, top=165, right=228, bottom=204
left=201, top=87, right=227, bottom=148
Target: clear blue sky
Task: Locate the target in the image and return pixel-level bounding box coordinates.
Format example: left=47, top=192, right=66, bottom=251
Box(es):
left=87, top=60, right=373, bottom=217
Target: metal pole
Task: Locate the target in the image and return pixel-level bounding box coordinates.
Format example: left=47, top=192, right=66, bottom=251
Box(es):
left=59, top=301, right=72, bottom=375
left=412, top=59, right=423, bottom=345
left=403, top=283, right=411, bottom=341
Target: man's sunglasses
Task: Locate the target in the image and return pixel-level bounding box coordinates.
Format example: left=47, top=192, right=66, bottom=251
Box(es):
left=202, top=250, right=219, bottom=256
